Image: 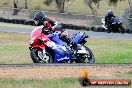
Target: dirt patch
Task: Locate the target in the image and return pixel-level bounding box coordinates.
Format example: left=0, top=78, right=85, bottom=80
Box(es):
left=0, top=65, right=131, bottom=79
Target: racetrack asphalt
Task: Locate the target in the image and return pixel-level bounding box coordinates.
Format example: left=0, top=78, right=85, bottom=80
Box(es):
left=0, top=27, right=132, bottom=39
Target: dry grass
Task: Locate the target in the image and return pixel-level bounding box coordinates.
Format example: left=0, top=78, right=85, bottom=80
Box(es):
left=0, top=0, right=129, bottom=15
left=0, top=31, right=32, bottom=64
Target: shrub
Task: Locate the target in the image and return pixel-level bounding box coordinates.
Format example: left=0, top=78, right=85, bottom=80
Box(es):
left=34, top=5, right=42, bottom=10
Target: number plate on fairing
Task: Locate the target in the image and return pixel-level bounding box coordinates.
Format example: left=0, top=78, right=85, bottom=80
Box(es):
left=46, top=41, right=67, bottom=52
left=53, top=45, right=67, bottom=52
left=45, top=41, right=56, bottom=48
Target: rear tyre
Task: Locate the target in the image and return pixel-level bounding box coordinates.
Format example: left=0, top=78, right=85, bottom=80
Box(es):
left=106, top=28, right=111, bottom=33
left=100, top=27, right=105, bottom=32
left=30, top=48, right=53, bottom=63
left=120, top=25, right=125, bottom=34
left=75, top=46, right=95, bottom=64
left=84, top=46, right=95, bottom=64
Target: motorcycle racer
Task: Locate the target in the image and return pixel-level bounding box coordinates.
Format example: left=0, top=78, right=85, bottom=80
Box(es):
left=34, top=11, right=59, bottom=31
left=33, top=11, right=80, bottom=53
left=105, top=10, right=115, bottom=29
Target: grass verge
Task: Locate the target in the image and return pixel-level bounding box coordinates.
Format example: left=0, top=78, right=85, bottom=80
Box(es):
left=0, top=77, right=78, bottom=88
left=0, top=72, right=131, bottom=88
left=87, top=38, right=132, bottom=63
left=0, top=31, right=32, bottom=64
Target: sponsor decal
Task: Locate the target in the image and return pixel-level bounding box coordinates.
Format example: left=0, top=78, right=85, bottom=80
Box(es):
left=57, top=57, right=69, bottom=61
left=79, top=67, right=131, bottom=86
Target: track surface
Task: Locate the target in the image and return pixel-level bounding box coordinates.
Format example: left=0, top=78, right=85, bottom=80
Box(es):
left=0, top=64, right=131, bottom=68
left=0, top=27, right=132, bottom=39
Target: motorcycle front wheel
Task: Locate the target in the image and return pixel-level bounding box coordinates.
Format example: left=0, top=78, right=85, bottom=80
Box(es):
left=30, top=48, right=53, bottom=63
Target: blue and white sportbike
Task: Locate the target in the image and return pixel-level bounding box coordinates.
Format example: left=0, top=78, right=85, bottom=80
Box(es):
left=29, top=26, right=95, bottom=64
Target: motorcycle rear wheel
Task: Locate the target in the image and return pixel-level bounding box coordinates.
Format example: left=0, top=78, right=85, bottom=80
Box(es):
left=30, top=48, right=53, bottom=63
left=75, top=45, right=95, bottom=64
left=119, top=25, right=125, bottom=34
left=106, top=28, right=111, bottom=33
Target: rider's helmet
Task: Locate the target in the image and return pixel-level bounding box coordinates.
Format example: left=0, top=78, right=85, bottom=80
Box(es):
left=107, top=10, right=114, bottom=17
left=34, top=11, right=47, bottom=26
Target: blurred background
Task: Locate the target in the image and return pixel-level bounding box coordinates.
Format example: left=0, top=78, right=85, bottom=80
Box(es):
left=0, top=0, right=131, bottom=29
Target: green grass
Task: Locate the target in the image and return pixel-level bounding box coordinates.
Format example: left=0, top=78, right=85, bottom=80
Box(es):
left=86, top=38, right=132, bottom=63
left=0, top=32, right=32, bottom=64
left=0, top=31, right=132, bottom=64
left=0, top=44, right=31, bottom=64
left=0, top=73, right=131, bottom=88
left=0, top=77, right=79, bottom=88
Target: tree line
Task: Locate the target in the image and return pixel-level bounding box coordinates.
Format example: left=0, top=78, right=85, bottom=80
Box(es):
left=13, top=0, right=131, bottom=15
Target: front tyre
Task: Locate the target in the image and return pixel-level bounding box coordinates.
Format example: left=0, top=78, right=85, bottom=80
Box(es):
left=30, top=48, right=53, bottom=63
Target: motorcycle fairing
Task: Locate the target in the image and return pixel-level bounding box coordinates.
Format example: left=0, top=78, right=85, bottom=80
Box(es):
left=48, top=33, right=68, bottom=47
left=71, top=32, right=86, bottom=44
left=45, top=40, right=72, bottom=63
left=53, top=47, right=71, bottom=63
left=47, top=32, right=89, bottom=62
left=101, top=18, right=108, bottom=29
left=30, top=25, right=43, bottom=39
left=31, top=45, right=45, bottom=50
